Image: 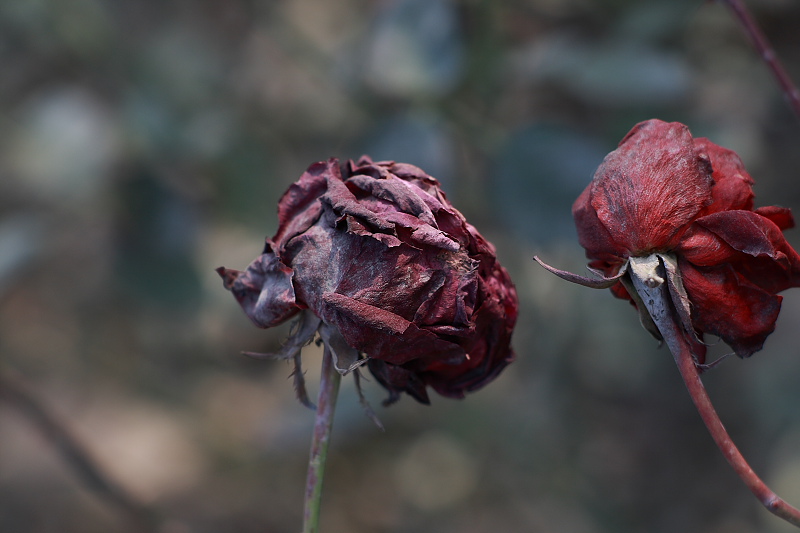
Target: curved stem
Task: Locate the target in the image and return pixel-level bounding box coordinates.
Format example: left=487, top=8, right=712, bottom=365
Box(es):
left=629, top=260, right=800, bottom=528
left=718, top=0, right=800, bottom=120
left=670, top=327, right=800, bottom=527
left=302, top=344, right=342, bottom=533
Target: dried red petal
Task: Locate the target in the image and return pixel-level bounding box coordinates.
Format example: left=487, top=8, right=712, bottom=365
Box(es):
left=679, top=260, right=782, bottom=357
left=317, top=292, right=466, bottom=366
left=215, top=254, right=300, bottom=328
left=573, top=187, right=629, bottom=264
left=585, top=120, right=713, bottom=255
left=678, top=224, right=739, bottom=267
left=754, top=205, right=795, bottom=231
left=693, top=210, right=800, bottom=294
left=367, top=359, right=430, bottom=405
left=422, top=267, right=516, bottom=398
left=693, top=137, right=755, bottom=214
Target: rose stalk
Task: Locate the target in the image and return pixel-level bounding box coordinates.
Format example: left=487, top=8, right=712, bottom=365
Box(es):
left=536, top=119, right=800, bottom=527
left=302, top=344, right=340, bottom=533
left=218, top=157, right=517, bottom=532
left=629, top=254, right=800, bottom=526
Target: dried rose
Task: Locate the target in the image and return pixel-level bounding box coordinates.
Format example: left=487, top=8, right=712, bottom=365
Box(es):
left=218, top=156, right=517, bottom=404
left=537, top=118, right=800, bottom=361
left=536, top=119, right=800, bottom=526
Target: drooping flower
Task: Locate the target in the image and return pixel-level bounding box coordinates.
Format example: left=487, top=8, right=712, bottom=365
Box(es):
left=219, top=156, right=517, bottom=404
left=537, top=119, right=800, bottom=361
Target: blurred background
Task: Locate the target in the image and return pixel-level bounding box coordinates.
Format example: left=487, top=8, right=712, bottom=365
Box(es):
left=2, top=0, right=800, bottom=532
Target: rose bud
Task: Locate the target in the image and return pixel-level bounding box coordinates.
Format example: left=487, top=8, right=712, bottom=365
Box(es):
left=219, top=156, right=518, bottom=405
left=536, top=118, right=800, bottom=362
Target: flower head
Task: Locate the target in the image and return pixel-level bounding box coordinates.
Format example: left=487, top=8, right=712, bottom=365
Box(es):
left=219, top=156, right=517, bottom=404
left=538, top=119, right=800, bottom=360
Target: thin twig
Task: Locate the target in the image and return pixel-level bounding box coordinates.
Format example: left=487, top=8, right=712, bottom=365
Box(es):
left=302, top=345, right=342, bottom=533
left=629, top=261, right=800, bottom=528
left=0, top=369, right=159, bottom=532
left=718, top=0, right=800, bottom=120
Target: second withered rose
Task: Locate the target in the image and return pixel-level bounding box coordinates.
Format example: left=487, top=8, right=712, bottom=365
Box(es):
left=218, top=156, right=518, bottom=404
left=568, top=119, right=800, bottom=360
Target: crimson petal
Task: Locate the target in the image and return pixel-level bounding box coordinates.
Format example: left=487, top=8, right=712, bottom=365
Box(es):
left=755, top=205, right=795, bottom=231
left=589, top=120, right=713, bottom=254
left=573, top=187, right=629, bottom=262
left=693, top=137, right=755, bottom=214
left=694, top=210, right=800, bottom=294
left=679, top=260, right=782, bottom=358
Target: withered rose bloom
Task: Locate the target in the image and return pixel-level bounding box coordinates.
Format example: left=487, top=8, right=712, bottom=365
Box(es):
left=540, top=119, right=800, bottom=360
left=218, top=156, right=517, bottom=404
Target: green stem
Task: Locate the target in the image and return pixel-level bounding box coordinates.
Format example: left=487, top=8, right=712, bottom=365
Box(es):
left=302, top=344, right=342, bottom=533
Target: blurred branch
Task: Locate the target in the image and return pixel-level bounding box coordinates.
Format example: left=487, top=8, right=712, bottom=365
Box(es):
left=718, top=0, right=800, bottom=120
left=0, top=368, right=161, bottom=533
